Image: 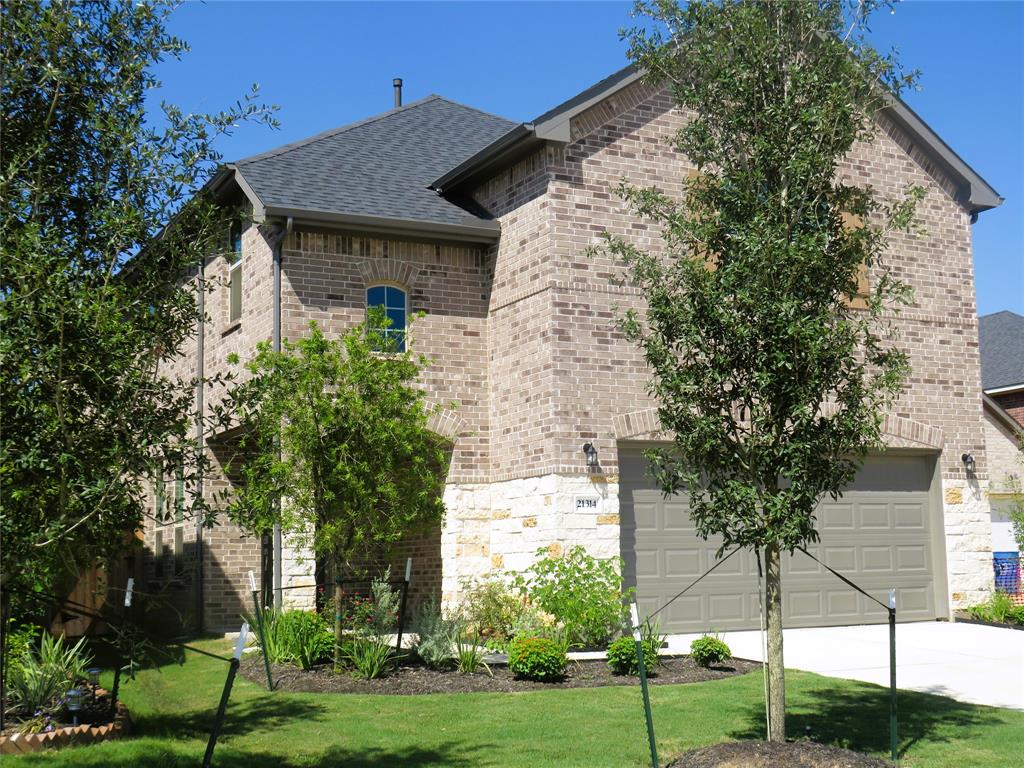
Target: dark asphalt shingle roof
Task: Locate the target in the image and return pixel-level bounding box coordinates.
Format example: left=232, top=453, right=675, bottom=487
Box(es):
left=978, top=311, right=1024, bottom=390
left=234, top=96, right=517, bottom=226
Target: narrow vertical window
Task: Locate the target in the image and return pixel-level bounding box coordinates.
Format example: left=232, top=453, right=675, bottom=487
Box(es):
left=174, top=458, right=185, bottom=524
left=154, top=467, right=169, bottom=526
left=228, top=220, right=243, bottom=323
left=366, top=285, right=407, bottom=352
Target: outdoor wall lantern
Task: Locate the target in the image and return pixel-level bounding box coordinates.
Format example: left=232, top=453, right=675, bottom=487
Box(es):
left=66, top=686, right=84, bottom=726
left=961, top=453, right=976, bottom=474
left=582, top=442, right=599, bottom=470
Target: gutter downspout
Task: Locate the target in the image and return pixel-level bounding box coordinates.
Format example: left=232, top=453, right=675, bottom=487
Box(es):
left=269, top=217, right=292, bottom=611
left=195, top=255, right=206, bottom=632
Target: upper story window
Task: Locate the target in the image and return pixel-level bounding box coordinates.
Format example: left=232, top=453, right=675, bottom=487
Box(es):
left=366, top=284, right=407, bottom=352
left=228, top=220, right=243, bottom=323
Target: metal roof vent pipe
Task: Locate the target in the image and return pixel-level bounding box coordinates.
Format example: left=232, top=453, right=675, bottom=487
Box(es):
left=393, top=78, right=403, bottom=108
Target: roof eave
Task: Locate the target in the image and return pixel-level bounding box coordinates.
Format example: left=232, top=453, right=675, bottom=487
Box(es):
left=983, top=393, right=1024, bottom=437
left=261, top=206, right=501, bottom=244
left=880, top=94, right=1003, bottom=214
left=430, top=124, right=538, bottom=194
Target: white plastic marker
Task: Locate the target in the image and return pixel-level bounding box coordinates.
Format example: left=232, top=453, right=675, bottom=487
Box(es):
left=124, top=578, right=134, bottom=608
left=405, top=557, right=412, bottom=583
left=248, top=570, right=257, bottom=593
left=630, top=602, right=642, bottom=641
left=888, top=588, right=897, bottom=610
left=234, top=622, right=250, bottom=660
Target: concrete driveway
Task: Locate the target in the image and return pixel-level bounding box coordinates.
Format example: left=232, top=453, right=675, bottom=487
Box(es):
left=665, top=621, right=1024, bottom=710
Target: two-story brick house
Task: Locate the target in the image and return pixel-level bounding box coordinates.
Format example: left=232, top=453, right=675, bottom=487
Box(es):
left=148, top=65, right=1003, bottom=634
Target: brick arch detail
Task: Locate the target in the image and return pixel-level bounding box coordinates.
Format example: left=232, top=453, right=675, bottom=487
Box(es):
left=427, top=410, right=465, bottom=442
left=614, top=406, right=944, bottom=450
left=357, top=259, right=420, bottom=290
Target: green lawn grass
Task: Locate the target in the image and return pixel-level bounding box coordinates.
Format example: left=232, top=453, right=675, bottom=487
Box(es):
left=9, top=637, right=1023, bottom=767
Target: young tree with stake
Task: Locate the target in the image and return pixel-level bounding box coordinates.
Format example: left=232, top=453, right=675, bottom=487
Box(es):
left=607, top=0, right=920, bottom=739
left=222, top=316, right=449, bottom=666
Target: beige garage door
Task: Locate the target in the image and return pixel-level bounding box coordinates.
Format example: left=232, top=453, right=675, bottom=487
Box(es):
left=620, top=444, right=947, bottom=633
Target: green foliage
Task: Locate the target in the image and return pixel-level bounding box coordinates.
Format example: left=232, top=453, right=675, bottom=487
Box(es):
left=0, top=0, right=276, bottom=612
left=223, top=319, right=449, bottom=654
left=607, top=0, right=917, bottom=556
left=412, top=598, right=459, bottom=669
left=247, top=608, right=333, bottom=670
left=507, top=636, right=568, bottom=682
left=346, top=634, right=394, bottom=679
left=690, top=634, right=731, bottom=668
left=461, top=576, right=525, bottom=649
left=514, top=546, right=630, bottom=647
left=967, top=593, right=1024, bottom=626
left=6, top=632, right=93, bottom=716
left=454, top=633, right=491, bottom=676
left=4, top=624, right=39, bottom=667
left=606, top=636, right=658, bottom=676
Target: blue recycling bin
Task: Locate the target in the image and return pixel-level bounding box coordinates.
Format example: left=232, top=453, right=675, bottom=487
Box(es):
left=993, top=551, right=1021, bottom=593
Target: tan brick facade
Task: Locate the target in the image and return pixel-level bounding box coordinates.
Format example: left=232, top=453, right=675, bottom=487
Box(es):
left=146, top=79, right=997, bottom=631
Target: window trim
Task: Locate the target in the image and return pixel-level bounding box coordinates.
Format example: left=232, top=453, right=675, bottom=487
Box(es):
left=365, top=282, right=409, bottom=352
left=228, top=221, right=243, bottom=324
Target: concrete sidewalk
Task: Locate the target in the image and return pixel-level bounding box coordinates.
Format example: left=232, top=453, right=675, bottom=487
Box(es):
left=665, top=621, right=1024, bottom=710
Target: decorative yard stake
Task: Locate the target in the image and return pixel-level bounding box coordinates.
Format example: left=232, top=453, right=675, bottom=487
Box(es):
left=202, top=622, right=248, bottom=768
left=630, top=603, right=659, bottom=768
left=395, top=557, right=412, bottom=653
left=109, top=577, right=135, bottom=718
left=249, top=570, right=274, bottom=691
left=889, top=588, right=899, bottom=764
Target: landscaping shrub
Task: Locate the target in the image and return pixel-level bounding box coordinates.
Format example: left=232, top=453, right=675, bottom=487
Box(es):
left=689, top=634, right=731, bottom=667
left=967, top=591, right=1024, bottom=626
left=606, top=636, right=658, bottom=676
left=461, top=575, right=524, bottom=649
left=6, top=632, right=92, bottom=717
left=412, top=598, right=459, bottom=669
left=249, top=608, right=333, bottom=669
left=346, top=634, right=394, bottom=679
left=507, top=636, right=568, bottom=682
left=346, top=569, right=403, bottom=635
left=514, top=545, right=631, bottom=647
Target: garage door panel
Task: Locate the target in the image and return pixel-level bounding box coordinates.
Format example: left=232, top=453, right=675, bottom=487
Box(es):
left=620, top=446, right=941, bottom=634
left=894, top=503, right=927, bottom=530
left=858, top=503, right=891, bottom=528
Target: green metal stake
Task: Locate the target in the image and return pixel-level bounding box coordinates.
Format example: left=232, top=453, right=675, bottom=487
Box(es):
left=203, top=622, right=248, bottom=768
left=249, top=571, right=274, bottom=691
left=888, top=588, right=899, bottom=764
left=631, top=603, right=659, bottom=768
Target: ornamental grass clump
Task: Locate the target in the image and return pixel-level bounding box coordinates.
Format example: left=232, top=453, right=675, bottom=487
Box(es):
left=507, top=636, right=568, bottom=682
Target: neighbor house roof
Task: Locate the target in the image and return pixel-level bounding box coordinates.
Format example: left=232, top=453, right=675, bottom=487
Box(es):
left=432, top=64, right=1003, bottom=216
left=219, top=95, right=517, bottom=242
left=979, top=311, right=1024, bottom=391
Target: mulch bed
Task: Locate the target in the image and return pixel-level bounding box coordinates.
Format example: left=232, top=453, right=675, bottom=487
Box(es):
left=667, top=741, right=892, bottom=768
left=240, top=653, right=760, bottom=695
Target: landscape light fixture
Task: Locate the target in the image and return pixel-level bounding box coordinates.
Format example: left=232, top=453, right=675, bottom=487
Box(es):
left=66, top=687, right=84, bottom=726
left=88, top=667, right=101, bottom=701
left=582, top=442, right=598, bottom=469
left=961, top=453, right=976, bottom=474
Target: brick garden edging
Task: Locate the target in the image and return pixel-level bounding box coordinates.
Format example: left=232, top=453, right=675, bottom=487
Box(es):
left=0, top=690, right=131, bottom=755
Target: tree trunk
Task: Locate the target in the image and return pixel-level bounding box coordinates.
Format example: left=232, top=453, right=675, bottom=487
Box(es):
left=765, top=542, right=786, bottom=742
left=333, top=571, right=344, bottom=671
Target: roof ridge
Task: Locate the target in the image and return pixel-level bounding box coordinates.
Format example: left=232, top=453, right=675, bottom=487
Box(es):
left=980, top=310, right=1023, bottom=320
left=234, top=94, right=445, bottom=165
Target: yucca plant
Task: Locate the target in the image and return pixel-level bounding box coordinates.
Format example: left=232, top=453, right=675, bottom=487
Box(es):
left=6, top=633, right=92, bottom=716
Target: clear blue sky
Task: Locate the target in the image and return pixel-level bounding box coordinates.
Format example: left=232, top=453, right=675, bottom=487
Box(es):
left=156, top=1, right=1023, bottom=315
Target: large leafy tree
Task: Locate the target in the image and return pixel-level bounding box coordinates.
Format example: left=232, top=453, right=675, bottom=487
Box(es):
left=0, top=0, right=275, bottom=616
left=223, top=317, right=449, bottom=663
left=608, top=0, right=919, bottom=739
